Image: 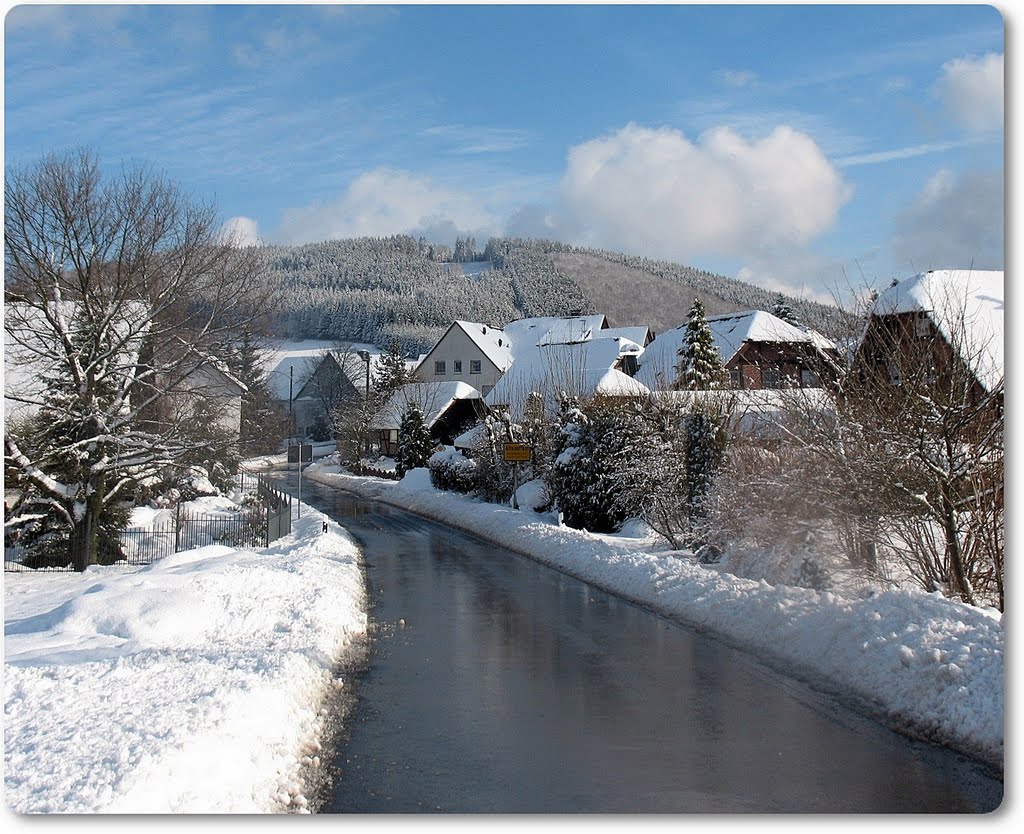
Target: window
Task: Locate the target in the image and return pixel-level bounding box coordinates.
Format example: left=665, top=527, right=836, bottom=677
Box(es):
left=800, top=369, right=819, bottom=388
left=762, top=368, right=781, bottom=389
left=729, top=369, right=742, bottom=389
left=453, top=360, right=463, bottom=374
left=434, top=360, right=446, bottom=375
left=915, top=314, right=933, bottom=339
left=470, top=360, right=482, bottom=374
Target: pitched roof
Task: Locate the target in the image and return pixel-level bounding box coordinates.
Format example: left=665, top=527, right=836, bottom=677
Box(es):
left=870, top=269, right=1004, bottom=392
left=502, top=314, right=608, bottom=354
left=707, top=310, right=814, bottom=363
left=484, top=337, right=648, bottom=419
left=635, top=309, right=815, bottom=390
left=371, top=381, right=482, bottom=430
left=261, top=340, right=379, bottom=401
left=452, top=320, right=513, bottom=371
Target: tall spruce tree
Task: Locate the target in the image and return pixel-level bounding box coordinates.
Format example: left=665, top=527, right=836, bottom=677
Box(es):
left=676, top=299, right=725, bottom=390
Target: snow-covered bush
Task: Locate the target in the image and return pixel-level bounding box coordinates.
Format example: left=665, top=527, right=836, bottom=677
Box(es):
left=428, top=447, right=478, bottom=493
left=464, top=409, right=520, bottom=504
left=547, top=397, right=662, bottom=534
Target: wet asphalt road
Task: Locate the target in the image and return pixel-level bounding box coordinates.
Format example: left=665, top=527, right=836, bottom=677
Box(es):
left=284, top=473, right=1002, bottom=813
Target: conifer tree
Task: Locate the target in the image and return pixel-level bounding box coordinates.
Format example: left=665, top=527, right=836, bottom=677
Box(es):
left=233, top=330, right=290, bottom=457
left=676, top=299, right=725, bottom=390
left=771, top=293, right=800, bottom=326
left=395, top=404, right=434, bottom=477
left=373, top=339, right=412, bottom=401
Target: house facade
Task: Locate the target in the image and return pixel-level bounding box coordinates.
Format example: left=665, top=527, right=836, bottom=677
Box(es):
left=414, top=320, right=513, bottom=397
left=853, top=269, right=1003, bottom=405
left=636, top=309, right=837, bottom=392
left=371, top=381, right=486, bottom=457
left=264, top=345, right=365, bottom=441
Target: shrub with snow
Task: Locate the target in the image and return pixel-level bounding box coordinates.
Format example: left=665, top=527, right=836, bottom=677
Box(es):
left=428, top=447, right=478, bottom=493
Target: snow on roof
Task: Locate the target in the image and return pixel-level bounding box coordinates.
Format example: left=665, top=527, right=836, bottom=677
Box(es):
left=502, top=315, right=608, bottom=355
left=870, top=270, right=1004, bottom=392
left=707, top=310, right=813, bottom=364
left=635, top=310, right=814, bottom=390
left=453, top=320, right=514, bottom=371
left=597, top=326, right=652, bottom=347
left=371, top=381, right=482, bottom=430
left=261, top=340, right=380, bottom=401
left=484, top=337, right=649, bottom=419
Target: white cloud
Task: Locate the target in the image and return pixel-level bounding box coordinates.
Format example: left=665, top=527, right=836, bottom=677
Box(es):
left=274, top=168, right=495, bottom=245
left=220, top=216, right=263, bottom=247
left=935, top=53, right=1003, bottom=134
left=557, top=123, right=851, bottom=262
left=720, top=69, right=757, bottom=88
left=891, top=168, right=1003, bottom=271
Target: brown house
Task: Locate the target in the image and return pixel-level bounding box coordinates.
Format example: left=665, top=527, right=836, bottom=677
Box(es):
left=852, top=269, right=1003, bottom=407
left=636, top=309, right=838, bottom=391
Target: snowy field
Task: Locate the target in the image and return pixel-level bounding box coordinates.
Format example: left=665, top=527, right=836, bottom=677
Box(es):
left=3, top=503, right=367, bottom=814
left=303, top=456, right=1004, bottom=772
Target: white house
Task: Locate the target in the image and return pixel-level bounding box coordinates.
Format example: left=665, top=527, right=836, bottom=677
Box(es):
left=484, top=334, right=649, bottom=421
left=413, top=320, right=513, bottom=396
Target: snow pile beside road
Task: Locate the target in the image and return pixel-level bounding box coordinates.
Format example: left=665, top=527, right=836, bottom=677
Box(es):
left=3, top=510, right=367, bottom=813
left=304, top=460, right=1003, bottom=769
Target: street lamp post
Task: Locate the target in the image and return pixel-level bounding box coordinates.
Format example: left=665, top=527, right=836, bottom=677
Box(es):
left=357, top=350, right=371, bottom=458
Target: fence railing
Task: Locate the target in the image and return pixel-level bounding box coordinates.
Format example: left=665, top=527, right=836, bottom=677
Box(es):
left=4, top=470, right=293, bottom=573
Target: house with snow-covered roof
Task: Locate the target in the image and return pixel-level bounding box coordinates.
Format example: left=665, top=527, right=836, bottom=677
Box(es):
left=636, top=309, right=837, bottom=391
left=484, top=333, right=649, bottom=421
left=4, top=300, right=247, bottom=439
left=413, top=320, right=513, bottom=397
left=371, top=381, right=486, bottom=457
left=502, top=314, right=609, bottom=351
left=261, top=341, right=375, bottom=440
left=853, top=269, right=1003, bottom=399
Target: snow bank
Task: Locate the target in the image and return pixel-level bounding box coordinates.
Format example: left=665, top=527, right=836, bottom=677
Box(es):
left=3, top=511, right=367, bottom=813
left=305, top=459, right=1003, bottom=769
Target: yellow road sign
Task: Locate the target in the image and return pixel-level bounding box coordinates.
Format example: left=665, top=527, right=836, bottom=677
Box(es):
left=503, top=442, right=532, bottom=462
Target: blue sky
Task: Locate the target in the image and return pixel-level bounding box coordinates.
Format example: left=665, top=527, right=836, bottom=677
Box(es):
left=4, top=3, right=1005, bottom=301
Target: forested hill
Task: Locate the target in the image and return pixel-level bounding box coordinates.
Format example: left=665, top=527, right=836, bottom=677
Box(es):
left=261, top=236, right=849, bottom=355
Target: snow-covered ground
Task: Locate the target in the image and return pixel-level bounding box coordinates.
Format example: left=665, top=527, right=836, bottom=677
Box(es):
left=303, top=456, right=1004, bottom=772
left=3, top=500, right=367, bottom=814
left=3, top=457, right=1005, bottom=817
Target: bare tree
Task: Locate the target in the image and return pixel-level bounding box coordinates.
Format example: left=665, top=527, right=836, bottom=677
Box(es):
left=4, top=148, right=274, bottom=570
left=706, top=273, right=1003, bottom=608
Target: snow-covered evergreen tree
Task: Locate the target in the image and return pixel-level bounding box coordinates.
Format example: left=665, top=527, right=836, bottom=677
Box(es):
left=675, top=299, right=726, bottom=390
left=771, top=293, right=800, bottom=326
left=395, top=404, right=434, bottom=477
left=373, top=339, right=412, bottom=401
left=233, top=330, right=290, bottom=457
left=684, top=405, right=727, bottom=527
left=548, top=398, right=661, bottom=533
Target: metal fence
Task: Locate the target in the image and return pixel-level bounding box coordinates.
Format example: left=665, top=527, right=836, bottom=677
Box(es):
left=4, top=470, right=293, bottom=573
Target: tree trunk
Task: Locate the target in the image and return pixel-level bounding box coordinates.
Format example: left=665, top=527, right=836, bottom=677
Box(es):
left=941, top=490, right=974, bottom=606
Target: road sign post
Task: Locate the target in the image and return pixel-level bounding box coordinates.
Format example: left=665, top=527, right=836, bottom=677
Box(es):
left=502, top=443, right=532, bottom=510
left=288, top=444, right=313, bottom=517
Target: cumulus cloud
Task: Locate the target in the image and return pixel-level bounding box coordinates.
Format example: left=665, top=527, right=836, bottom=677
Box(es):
left=935, top=53, right=1003, bottom=134
left=274, top=168, right=495, bottom=245
left=557, top=123, right=851, bottom=263
left=219, top=216, right=262, bottom=247
left=891, top=168, right=1003, bottom=271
